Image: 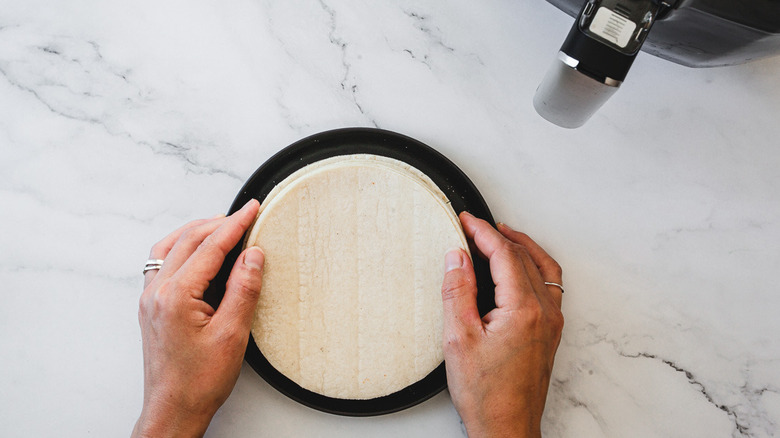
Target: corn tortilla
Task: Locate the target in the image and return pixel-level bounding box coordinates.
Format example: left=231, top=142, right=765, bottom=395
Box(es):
left=244, top=154, right=468, bottom=399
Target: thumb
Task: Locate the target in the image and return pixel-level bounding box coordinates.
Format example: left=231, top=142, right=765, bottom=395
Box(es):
left=216, top=246, right=265, bottom=331
left=441, top=248, right=481, bottom=336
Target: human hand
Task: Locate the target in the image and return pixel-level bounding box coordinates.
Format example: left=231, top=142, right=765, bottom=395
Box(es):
left=132, top=200, right=264, bottom=438
left=441, top=212, right=564, bottom=438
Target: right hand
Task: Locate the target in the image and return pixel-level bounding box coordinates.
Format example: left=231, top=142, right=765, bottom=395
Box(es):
left=441, top=212, right=564, bottom=438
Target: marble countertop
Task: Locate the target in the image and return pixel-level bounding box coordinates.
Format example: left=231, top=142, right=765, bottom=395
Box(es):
left=2, top=1, right=779, bottom=437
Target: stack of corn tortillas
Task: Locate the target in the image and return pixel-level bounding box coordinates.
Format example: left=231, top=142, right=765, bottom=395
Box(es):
left=244, top=154, right=468, bottom=400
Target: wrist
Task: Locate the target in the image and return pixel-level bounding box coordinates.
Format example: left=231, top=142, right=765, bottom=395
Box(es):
left=132, top=396, right=216, bottom=438
left=464, top=421, right=540, bottom=438
left=463, top=418, right=540, bottom=438
left=458, top=402, right=541, bottom=438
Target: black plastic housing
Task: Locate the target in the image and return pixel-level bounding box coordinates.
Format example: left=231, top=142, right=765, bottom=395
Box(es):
left=561, top=22, right=638, bottom=82
left=546, top=0, right=780, bottom=67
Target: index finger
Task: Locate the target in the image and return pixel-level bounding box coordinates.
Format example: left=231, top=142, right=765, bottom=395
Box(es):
left=459, top=212, right=539, bottom=311
left=172, top=199, right=260, bottom=295
left=144, top=216, right=222, bottom=288
left=497, top=223, right=563, bottom=309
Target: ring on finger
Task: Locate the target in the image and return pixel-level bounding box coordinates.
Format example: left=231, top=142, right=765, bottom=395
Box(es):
left=544, top=281, right=564, bottom=294
left=143, top=259, right=165, bottom=274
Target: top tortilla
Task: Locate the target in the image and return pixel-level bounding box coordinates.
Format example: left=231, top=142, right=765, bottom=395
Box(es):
left=244, top=154, right=468, bottom=400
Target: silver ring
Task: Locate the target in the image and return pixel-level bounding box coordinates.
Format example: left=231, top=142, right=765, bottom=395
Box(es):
left=544, top=282, right=564, bottom=294
left=143, top=259, right=164, bottom=274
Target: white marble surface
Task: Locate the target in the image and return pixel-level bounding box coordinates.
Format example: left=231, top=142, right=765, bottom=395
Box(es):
left=2, top=0, right=779, bottom=437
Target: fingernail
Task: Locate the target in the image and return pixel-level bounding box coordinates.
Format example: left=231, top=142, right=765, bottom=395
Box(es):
left=445, top=249, right=464, bottom=272
left=244, top=247, right=265, bottom=271
left=240, top=199, right=258, bottom=212
left=460, top=211, right=474, bottom=219
left=497, top=222, right=511, bottom=231
left=212, top=213, right=227, bottom=219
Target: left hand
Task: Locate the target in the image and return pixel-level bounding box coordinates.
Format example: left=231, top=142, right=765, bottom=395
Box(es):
left=132, top=199, right=264, bottom=438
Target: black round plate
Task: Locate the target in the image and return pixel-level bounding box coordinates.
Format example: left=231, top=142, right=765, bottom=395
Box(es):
left=204, top=128, right=495, bottom=416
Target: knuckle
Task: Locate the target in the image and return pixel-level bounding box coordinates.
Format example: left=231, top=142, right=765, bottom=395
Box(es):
left=233, top=277, right=262, bottom=303
left=510, top=300, right=545, bottom=331
left=442, top=336, right=458, bottom=356
left=441, top=277, right=472, bottom=302
left=442, top=328, right=475, bottom=355
left=521, top=304, right=564, bottom=337
left=199, top=235, right=231, bottom=257
left=545, top=308, right=564, bottom=335
left=149, top=240, right=167, bottom=257
left=547, top=259, right=563, bottom=278
left=137, top=299, right=145, bottom=324
left=139, top=281, right=180, bottom=318
left=512, top=230, right=530, bottom=241
left=500, top=240, right=526, bottom=261
left=155, top=296, right=178, bottom=320
left=226, top=268, right=263, bottom=304
left=138, top=293, right=149, bottom=316
left=179, top=228, right=201, bottom=243
left=217, top=323, right=244, bottom=345
left=550, top=308, right=565, bottom=334
left=440, top=281, right=459, bottom=301
left=524, top=303, right=545, bottom=326
left=186, top=218, right=208, bottom=228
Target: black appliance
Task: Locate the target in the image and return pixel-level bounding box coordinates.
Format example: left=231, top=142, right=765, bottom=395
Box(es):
left=533, top=0, right=780, bottom=128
